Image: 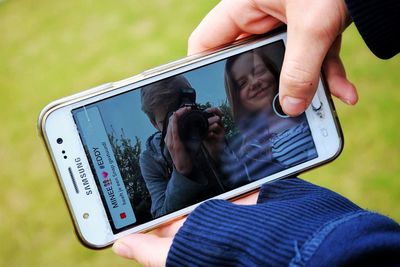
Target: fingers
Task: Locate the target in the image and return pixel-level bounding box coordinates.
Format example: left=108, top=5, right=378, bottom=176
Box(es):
left=207, top=111, right=224, bottom=139
left=166, top=107, right=193, bottom=175
left=207, top=108, right=224, bottom=136
left=280, top=28, right=329, bottom=115
left=165, top=107, right=190, bottom=148
left=207, top=124, right=224, bottom=141
left=280, top=3, right=341, bottom=116
left=208, top=123, right=222, bottom=133
left=323, top=36, right=358, bottom=105
left=231, top=190, right=260, bottom=205
left=175, top=106, right=191, bottom=116
left=112, top=216, right=187, bottom=265
left=152, top=217, right=186, bottom=237
left=113, top=234, right=172, bottom=266
left=206, top=107, right=223, bottom=117
left=208, top=114, right=221, bottom=126
left=188, top=0, right=281, bottom=55
left=170, top=107, right=190, bottom=144
left=164, top=115, right=173, bottom=149
left=170, top=112, right=179, bottom=146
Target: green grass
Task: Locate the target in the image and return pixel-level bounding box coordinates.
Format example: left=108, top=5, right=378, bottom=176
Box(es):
left=0, top=1, right=399, bottom=266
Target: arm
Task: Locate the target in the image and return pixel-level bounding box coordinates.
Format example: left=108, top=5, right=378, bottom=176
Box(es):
left=345, top=0, right=400, bottom=59
left=167, top=178, right=400, bottom=266
left=114, top=178, right=400, bottom=266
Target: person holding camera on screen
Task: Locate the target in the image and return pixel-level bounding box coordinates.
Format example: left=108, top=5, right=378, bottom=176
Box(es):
left=140, top=75, right=227, bottom=218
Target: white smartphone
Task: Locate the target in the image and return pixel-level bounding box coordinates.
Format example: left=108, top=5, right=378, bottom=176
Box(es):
left=38, top=29, right=343, bottom=249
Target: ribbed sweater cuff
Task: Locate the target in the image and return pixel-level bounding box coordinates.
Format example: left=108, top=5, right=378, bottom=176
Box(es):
left=303, top=212, right=400, bottom=267
left=167, top=178, right=362, bottom=266
left=345, top=0, right=400, bottom=59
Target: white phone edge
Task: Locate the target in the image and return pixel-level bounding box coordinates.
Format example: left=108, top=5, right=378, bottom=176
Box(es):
left=38, top=28, right=343, bottom=249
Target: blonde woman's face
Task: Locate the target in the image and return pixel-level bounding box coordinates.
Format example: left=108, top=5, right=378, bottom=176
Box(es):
left=231, top=53, right=277, bottom=113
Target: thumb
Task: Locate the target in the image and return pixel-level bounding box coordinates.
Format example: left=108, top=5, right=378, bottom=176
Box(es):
left=112, top=234, right=172, bottom=267
left=280, top=21, right=335, bottom=116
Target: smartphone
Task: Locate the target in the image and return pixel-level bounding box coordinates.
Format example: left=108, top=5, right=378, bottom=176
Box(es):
left=38, top=29, right=343, bottom=248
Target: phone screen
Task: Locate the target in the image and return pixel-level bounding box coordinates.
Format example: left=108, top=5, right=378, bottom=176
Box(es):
left=72, top=40, right=318, bottom=233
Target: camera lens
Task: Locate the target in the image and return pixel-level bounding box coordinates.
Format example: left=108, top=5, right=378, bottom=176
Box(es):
left=179, top=110, right=209, bottom=142
left=56, top=138, right=63, bottom=144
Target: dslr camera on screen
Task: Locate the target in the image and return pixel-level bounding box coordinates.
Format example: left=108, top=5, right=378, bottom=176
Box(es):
left=161, top=87, right=214, bottom=154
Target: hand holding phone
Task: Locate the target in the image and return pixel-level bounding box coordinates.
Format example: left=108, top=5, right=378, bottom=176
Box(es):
left=39, top=29, right=343, bottom=248
left=112, top=189, right=260, bottom=265
left=188, top=0, right=358, bottom=116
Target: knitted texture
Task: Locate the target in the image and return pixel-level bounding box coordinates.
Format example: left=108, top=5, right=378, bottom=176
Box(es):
left=167, top=178, right=399, bottom=266
left=345, top=0, right=400, bottom=59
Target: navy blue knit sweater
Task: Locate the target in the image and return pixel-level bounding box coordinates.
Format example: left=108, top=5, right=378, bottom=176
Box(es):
left=345, top=0, right=399, bottom=59
left=167, top=178, right=400, bottom=266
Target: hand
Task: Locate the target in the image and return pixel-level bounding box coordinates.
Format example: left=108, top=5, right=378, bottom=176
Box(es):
left=112, top=190, right=260, bottom=267
left=165, top=107, right=193, bottom=175
left=188, top=0, right=358, bottom=116
left=203, top=107, right=225, bottom=162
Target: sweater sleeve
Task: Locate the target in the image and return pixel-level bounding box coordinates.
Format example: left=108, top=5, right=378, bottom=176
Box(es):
left=345, top=0, right=400, bottom=59
left=166, top=178, right=400, bottom=266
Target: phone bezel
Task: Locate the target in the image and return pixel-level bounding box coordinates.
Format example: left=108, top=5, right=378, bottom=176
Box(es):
left=39, top=30, right=343, bottom=248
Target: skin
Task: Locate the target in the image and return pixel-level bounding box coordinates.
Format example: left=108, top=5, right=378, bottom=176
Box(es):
left=188, top=0, right=358, bottom=116
left=114, top=0, right=357, bottom=265
left=203, top=107, right=225, bottom=162
left=112, top=191, right=260, bottom=266
left=152, top=106, right=194, bottom=175
left=231, top=52, right=277, bottom=113
left=152, top=106, right=225, bottom=175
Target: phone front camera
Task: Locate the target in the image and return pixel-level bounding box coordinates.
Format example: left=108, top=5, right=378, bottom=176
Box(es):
left=56, top=138, right=63, bottom=144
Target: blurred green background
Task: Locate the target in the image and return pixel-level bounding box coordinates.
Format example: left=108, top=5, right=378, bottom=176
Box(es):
left=0, top=0, right=399, bottom=266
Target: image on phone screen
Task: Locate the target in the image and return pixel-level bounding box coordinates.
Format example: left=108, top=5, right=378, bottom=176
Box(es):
left=71, top=40, right=318, bottom=233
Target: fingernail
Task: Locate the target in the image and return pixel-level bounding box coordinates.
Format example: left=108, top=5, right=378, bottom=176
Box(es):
left=345, top=97, right=358, bottom=105
left=282, top=96, right=306, bottom=116
left=112, top=241, right=131, bottom=258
